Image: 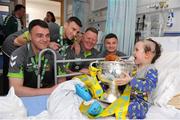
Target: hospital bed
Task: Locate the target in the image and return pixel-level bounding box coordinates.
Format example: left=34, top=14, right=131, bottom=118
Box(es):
left=0, top=37, right=180, bottom=119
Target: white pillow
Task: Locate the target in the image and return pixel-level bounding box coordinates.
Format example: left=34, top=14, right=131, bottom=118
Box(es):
left=0, top=87, right=27, bottom=119
left=152, top=52, right=180, bottom=106
left=151, top=37, right=180, bottom=52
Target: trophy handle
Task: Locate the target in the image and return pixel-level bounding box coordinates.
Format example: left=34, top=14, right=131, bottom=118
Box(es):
left=89, top=60, right=99, bottom=68
left=97, top=72, right=112, bottom=84
left=89, top=61, right=100, bottom=77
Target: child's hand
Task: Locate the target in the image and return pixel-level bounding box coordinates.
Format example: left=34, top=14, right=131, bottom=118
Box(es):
left=115, top=72, right=132, bottom=86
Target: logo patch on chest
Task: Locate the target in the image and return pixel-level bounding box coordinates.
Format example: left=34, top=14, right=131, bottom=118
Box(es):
left=26, top=64, right=35, bottom=72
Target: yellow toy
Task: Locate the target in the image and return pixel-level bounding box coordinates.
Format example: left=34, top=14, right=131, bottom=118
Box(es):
left=75, top=64, right=103, bottom=99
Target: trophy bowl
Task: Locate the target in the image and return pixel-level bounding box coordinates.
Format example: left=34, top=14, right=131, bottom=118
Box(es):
left=91, top=60, right=135, bottom=103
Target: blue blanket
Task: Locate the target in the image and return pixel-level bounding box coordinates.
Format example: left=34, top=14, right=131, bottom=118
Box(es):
left=21, top=95, right=49, bottom=116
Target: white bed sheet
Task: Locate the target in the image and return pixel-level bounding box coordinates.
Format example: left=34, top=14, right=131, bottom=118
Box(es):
left=45, top=79, right=180, bottom=120
left=0, top=79, right=179, bottom=120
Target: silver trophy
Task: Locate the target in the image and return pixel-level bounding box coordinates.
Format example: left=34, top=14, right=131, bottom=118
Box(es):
left=90, top=60, right=135, bottom=103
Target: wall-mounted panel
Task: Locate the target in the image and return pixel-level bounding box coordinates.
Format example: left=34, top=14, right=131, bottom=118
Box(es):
left=91, top=0, right=107, bottom=11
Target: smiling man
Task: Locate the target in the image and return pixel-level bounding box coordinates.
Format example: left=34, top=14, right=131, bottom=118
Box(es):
left=66, top=27, right=99, bottom=74
left=8, top=19, right=65, bottom=97
left=49, top=16, right=82, bottom=58
left=98, top=33, right=126, bottom=58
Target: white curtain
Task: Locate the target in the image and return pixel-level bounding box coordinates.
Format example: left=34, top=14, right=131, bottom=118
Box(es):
left=105, top=0, right=137, bottom=55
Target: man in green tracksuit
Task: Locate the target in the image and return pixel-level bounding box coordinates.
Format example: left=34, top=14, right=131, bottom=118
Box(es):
left=66, top=27, right=99, bottom=74
left=8, top=19, right=65, bottom=97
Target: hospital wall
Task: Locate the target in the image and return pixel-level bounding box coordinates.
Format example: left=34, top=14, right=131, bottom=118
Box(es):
left=15, top=0, right=180, bottom=35
left=137, top=0, right=180, bottom=37
left=66, top=0, right=180, bottom=34
left=87, top=0, right=175, bottom=35
left=65, top=0, right=107, bottom=32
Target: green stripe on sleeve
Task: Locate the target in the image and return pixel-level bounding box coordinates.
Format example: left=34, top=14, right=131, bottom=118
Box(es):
left=7, top=72, right=23, bottom=79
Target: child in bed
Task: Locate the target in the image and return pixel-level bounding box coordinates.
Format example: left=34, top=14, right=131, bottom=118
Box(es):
left=115, top=38, right=161, bottom=119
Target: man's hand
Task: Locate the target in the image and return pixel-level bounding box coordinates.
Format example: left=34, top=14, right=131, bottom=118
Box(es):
left=79, top=68, right=89, bottom=75
left=49, top=42, right=60, bottom=50
left=115, top=72, right=132, bottom=86
left=71, top=42, right=81, bottom=56
left=14, top=35, right=28, bottom=46
left=50, top=84, right=59, bottom=91
left=58, top=77, right=66, bottom=84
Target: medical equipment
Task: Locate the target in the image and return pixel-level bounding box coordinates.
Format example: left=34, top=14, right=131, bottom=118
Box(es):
left=167, top=9, right=174, bottom=27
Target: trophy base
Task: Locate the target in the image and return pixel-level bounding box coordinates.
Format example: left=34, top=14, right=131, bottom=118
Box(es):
left=99, top=88, right=120, bottom=103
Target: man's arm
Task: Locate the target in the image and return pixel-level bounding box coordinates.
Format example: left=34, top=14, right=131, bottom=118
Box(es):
left=9, top=77, right=57, bottom=97
left=14, top=31, right=30, bottom=46
left=13, top=31, right=60, bottom=50
left=14, top=34, right=28, bottom=46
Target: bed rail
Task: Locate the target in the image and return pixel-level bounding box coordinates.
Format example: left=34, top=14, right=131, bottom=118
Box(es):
left=37, top=48, right=129, bottom=88
left=37, top=48, right=57, bottom=88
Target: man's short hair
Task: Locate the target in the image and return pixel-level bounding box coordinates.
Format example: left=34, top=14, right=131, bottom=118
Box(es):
left=14, top=4, right=25, bottom=12
left=105, top=33, right=118, bottom=41
left=67, top=16, right=82, bottom=27
left=28, top=19, right=49, bottom=32
left=85, top=27, right=98, bottom=35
